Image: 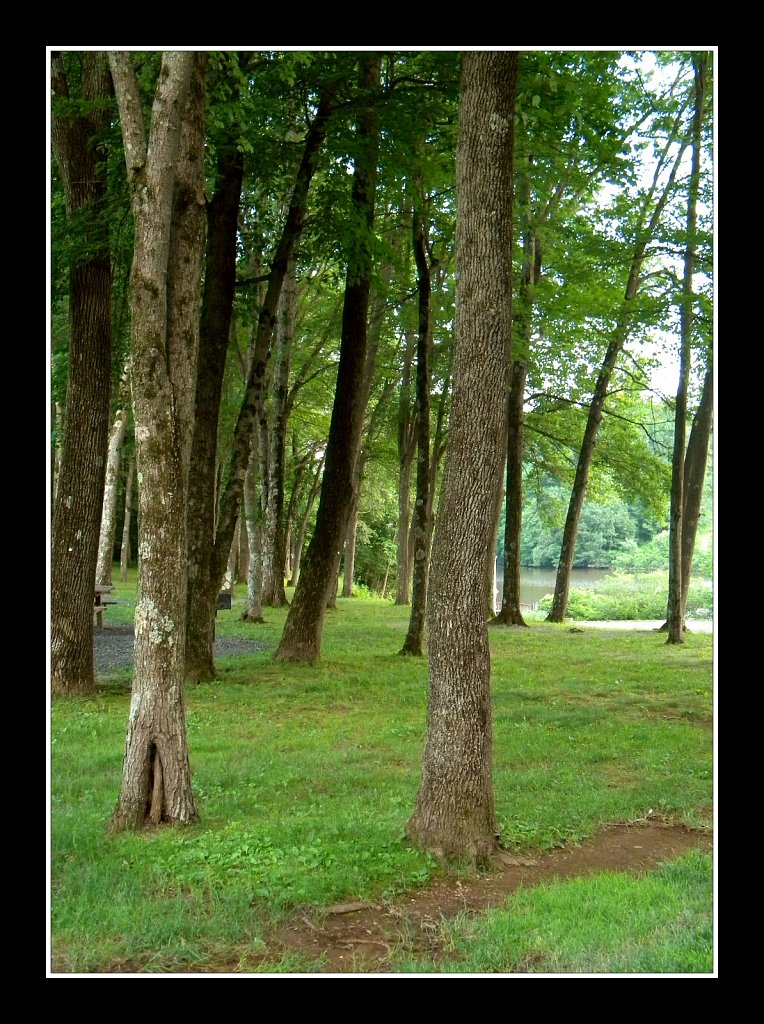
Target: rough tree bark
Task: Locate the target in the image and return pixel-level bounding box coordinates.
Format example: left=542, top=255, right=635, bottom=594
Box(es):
left=406, top=50, right=519, bottom=865
left=274, top=55, right=382, bottom=663
left=108, top=50, right=206, bottom=830
left=50, top=51, right=113, bottom=697
left=667, top=53, right=707, bottom=644
left=95, top=408, right=128, bottom=585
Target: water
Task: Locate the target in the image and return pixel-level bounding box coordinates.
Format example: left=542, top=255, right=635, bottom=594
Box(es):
left=494, top=566, right=610, bottom=612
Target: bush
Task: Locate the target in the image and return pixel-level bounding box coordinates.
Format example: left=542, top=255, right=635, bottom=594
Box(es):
left=538, top=570, right=713, bottom=621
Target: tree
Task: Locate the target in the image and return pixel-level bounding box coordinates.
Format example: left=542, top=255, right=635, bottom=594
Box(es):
left=275, top=54, right=382, bottom=663
left=399, top=207, right=433, bottom=655
left=50, top=51, right=114, bottom=697
left=406, top=51, right=519, bottom=864
left=119, top=453, right=136, bottom=581
left=261, top=260, right=297, bottom=607
left=95, top=407, right=127, bottom=585
left=184, top=53, right=248, bottom=677
left=185, top=66, right=338, bottom=679
left=108, top=50, right=206, bottom=829
left=667, top=53, right=708, bottom=644
left=546, top=89, right=691, bottom=622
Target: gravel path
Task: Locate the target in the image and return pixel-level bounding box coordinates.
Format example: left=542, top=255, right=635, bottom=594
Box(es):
left=93, top=623, right=267, bottom=674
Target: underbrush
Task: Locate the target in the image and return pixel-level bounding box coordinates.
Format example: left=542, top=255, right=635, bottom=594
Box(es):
left=538, top=570, right=713, bottom=621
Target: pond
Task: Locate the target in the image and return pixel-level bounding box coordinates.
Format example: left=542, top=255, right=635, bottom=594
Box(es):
left=494, top=566, right=611, bottom=612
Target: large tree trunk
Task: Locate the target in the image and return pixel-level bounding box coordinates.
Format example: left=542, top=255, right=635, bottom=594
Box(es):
left=667, top=54, right=707, bottom=644
left=108, top=50, right=205, bottom=830
left=546, top=127, right=690, bottom=623
left=407, top=51, right=519, bottom=865
left=96, top=408, right=128, bottom=585
left=50, top=51, right=113, bottom=697
left=400, top=209, right=432, bottom=656
left=120, top=455, right=136, bottom=581
left=184, top=66, right=246, bottom=681
left=395, top=329, right=417, bottom=604
left=275, top=56, right=382, bottom=663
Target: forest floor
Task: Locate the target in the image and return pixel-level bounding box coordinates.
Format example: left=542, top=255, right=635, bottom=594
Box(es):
left=92, top=619, right=713, bottom=974
left=177, top=817, right=713, bottom=974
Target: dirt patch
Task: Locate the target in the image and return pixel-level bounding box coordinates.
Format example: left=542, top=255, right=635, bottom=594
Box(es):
left=271, top=817, right=712, bottom=974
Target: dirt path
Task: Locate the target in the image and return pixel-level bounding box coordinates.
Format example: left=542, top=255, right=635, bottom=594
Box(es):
left=271, top=816, right=712, bottom=974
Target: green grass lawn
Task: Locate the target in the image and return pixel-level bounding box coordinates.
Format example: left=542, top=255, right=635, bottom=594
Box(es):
left=50, top=575, right=714, bottom=974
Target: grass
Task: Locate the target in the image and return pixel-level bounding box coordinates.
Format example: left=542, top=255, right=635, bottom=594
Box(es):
left=393, top=850, right=713, bottom=974
left=50, top=571, right=714, bottom=974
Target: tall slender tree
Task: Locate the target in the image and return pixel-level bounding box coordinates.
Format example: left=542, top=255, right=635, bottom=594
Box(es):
left=186, top=74, right=338, bottom=678
left=667, top=53, right=708, bottom=644
left=108, top=50, right=206, bottom=829
left=185, top=53, right=248, bottom=679
left=95, top=407, right=127, bottom=585
left=400, top=207, right=432, bottom=655
left=275, top=54, right=382, bottom=664
left=407, top=51, right=519, bottom=864
left=546, top=104, right=690, bottom=623
left=50, top=51, right=113, bottom=697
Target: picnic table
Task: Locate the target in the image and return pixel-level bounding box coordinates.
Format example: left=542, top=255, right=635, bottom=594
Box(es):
left=94, top=584, right=117, bottom=629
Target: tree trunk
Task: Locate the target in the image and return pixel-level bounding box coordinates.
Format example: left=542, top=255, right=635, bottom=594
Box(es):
left=224, top=518, right=239, bottom=593
left=50, top=51, right=113, bottom=697
left=209, top=86, right=337, bottom=648
left=680, top=367, right=712, bottom=621
left=395, top=329, right=417, bottom=604
left=494, top=361, right=528, bottom=626
left=237, top=505, right=249, bottom=583
left=484, top=461, right=506, bottom=620
left=275, top=56, right=382, bottom=663
left=262, top=261, right=296, bottom=607
left=342, top=268, right=393, bottom=600
left=494, top=155, right=538, bottom=628
left=120, top=455, right=136, bottom=581
left=289, top=453, right=324, bottom=587
left=108, top=50, right=205, bottom=829
left=326, top=548, right=342, bottom=611
left=242, top=433, right=266, bottom=623
left=400, top=209, right=432, bottom=656
left=546, top=127, right=690, bottom=623
left=184, top=65, right=246, bottom=681
left=407, top=51, right=519, bottom=865
left=667, top=54, right=707, bottom=645
left=96, top=408, right=128, bottom=585
left=342, top=466, right=363, bottom=598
